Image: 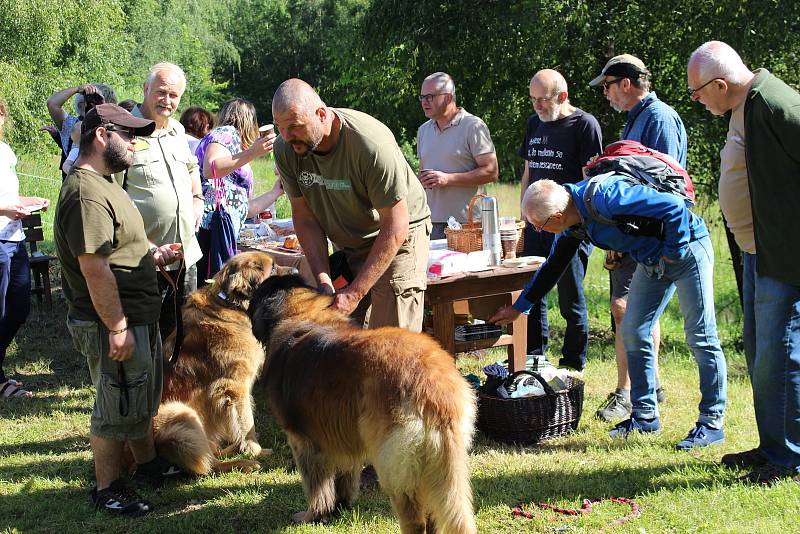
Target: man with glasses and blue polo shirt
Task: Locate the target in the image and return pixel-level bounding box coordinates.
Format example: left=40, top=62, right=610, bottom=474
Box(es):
left=416, top=72, right=498, bottom=240
left=589, top=54, right=688, bottom=422
left=517, top=69, right=602, bottom=372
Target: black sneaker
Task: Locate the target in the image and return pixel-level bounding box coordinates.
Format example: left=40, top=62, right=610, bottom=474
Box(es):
left=722, top=448, right=768, bottom=470
left=91, top=479, right=152, bottom=517
left=132, top=456, right=184, bottom=488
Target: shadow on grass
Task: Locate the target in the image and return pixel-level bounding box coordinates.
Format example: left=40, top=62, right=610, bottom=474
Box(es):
left=1, top=471, right=397, bottom=533
left=0, top=434, right=89, bottom=459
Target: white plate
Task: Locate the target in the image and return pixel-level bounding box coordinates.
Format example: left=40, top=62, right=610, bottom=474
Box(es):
left=502, top=256, right=546, bottom=267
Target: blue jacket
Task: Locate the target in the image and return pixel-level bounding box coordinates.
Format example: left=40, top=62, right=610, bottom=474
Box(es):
left=513, top=176, right=708, bottom=313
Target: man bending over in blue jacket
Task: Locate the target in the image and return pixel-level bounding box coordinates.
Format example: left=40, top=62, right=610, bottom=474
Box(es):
left=489, top=177, right=727, bottom=450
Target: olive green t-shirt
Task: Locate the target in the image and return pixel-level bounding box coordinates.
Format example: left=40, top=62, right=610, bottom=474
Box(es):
left=54, top=168, right=161, bottom=324
left=275, top=108, right=430, bottom=253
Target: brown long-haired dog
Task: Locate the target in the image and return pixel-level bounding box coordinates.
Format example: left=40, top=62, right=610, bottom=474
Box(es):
left=153, top=251, right=293, bottom=475
left=248, top=274, right=477, bottom=534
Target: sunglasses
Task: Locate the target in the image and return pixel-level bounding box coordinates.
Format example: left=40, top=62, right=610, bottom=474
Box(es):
left=600, top=77, right=625, bottom=90
left=105, top=126, right=137, bottom=140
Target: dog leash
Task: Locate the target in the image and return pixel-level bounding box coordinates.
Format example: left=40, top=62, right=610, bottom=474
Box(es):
left=511, top=496, right=641, bottom=532
left=158, top=260, right=186, bottom=364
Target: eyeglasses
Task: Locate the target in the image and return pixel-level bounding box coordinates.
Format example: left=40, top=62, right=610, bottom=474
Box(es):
left=600, top=77, right=625, bottom=91
left=533, top=214, right=553, bottom=233
left=530, top=94, right=560, bottom=105
left=687, top=77, right=723, bottom=98
left=105, top=126, right=137, bottom=140
left=418, top=93, right=449, bottom=103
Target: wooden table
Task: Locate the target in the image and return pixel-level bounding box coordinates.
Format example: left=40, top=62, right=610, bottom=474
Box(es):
left=425, top=263, right=540, bottom=373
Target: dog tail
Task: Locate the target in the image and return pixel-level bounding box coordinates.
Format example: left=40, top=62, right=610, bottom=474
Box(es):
left=153, top=401, right=215, bottom=476
left=424, top=381, right=477, bottom=534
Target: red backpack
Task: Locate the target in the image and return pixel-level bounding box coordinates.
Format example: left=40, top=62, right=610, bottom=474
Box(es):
left=580, top=140, right=696, bottom=238
left=584, top=140, right=695, bottom=204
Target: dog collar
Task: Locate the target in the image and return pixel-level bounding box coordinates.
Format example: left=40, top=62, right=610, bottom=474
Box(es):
left=217, top=291, right=228, bottom=301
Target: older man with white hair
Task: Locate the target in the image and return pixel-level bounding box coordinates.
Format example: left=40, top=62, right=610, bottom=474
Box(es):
left=416, top=72, right=497, bottom=239
left=517, top=69, right=602, bottom=372
left=688, top=40, right=800, bottom=485
left=126, top=62, right=203, bottom=342
left=489, top=176, right=727, bottom=450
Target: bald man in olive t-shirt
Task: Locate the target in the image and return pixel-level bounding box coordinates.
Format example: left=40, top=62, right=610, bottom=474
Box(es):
left=273, top=84, right=431, bottom=332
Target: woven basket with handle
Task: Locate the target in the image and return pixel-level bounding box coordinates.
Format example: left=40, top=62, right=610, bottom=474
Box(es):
left=444, top=194, right=524, bottom=254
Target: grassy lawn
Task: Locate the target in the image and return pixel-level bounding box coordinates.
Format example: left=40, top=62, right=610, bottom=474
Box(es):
left=3, top=156, right=798, bottom=533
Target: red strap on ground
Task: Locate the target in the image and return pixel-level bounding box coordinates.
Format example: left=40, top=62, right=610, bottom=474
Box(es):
left=511, top=497, right=640, bottom=531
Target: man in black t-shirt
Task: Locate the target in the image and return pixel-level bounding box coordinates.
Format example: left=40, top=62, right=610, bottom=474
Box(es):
left=518, top=69, right=602, bottom=371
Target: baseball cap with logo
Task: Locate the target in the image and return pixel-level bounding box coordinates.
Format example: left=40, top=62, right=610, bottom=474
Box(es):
left=81, top=103, right=156, bottom=137
left=589, top=54, right=650, bottom=86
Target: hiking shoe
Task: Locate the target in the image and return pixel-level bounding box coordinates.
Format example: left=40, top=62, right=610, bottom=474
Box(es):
left=738, top=463, right=797, bottom=486
left=132, top=456, right=184, bottom=488
left=596, top=391, right=632, bottom=421
left=608, top=417, right=661, bottom=438
left=721, top=448, right=768, bottom=470
left=676, top=423, right=724, bottom=450
left=656, top=386, right=666, bottom=404
left=90, top=479, right=152, bottom=517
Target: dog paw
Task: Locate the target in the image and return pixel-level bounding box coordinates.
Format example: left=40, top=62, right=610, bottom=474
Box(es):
left=236, top=460, right=262, bottom=473
left=257, top=448, right=273, bottom=458
left=241, top=441, right=264, bottom=457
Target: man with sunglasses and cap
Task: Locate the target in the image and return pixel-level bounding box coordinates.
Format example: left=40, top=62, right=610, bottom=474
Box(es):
left=55, top=104, right=184, bottom=517
left=589, top=54, right=688, bottom=423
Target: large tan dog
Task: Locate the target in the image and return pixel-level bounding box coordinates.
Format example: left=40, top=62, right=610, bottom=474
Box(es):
left=153, top=251, right=293, bottom=475
left=248, top=274, right=477, bottom=534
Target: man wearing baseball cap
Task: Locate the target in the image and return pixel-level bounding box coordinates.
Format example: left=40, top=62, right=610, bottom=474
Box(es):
left=589, top=55, right=694, bottom=446
left=55, top=103, right=184, bottom=516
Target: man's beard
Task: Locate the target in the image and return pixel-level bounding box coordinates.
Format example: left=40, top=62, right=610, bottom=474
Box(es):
left=294, top=138, right=321, bottom=158
left=537, top=104, right=561, bottom=123
left=103, top=138, right=133, bottom=174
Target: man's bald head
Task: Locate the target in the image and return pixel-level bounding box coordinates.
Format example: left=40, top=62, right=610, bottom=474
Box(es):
left=531, top=69, right=568, bottom=95
left=272, top=79, right=325, bottom=116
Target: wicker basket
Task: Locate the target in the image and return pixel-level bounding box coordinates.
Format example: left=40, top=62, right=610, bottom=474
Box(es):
left=444, top=194, right=525, bottom=254
left=477, top=371, right=584, bottom=445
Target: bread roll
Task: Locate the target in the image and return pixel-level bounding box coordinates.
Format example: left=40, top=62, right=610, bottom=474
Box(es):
left=283, top=235, right=300, bottom=249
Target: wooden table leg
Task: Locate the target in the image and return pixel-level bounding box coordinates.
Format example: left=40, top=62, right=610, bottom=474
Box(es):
left=507, top=290, right=527, bottom=372
left=431, top=301, right=456, bottom=356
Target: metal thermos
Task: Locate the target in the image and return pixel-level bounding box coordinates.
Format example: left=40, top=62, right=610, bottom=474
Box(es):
left=481, top=196, right=502, bottom=266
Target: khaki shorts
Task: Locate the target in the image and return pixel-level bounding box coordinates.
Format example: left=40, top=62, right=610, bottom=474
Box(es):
left=347, top=220, right=431, bottom=332
left=68, top=318, right=163, bottom=441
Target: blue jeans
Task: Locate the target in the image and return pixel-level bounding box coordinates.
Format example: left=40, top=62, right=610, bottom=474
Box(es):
left=0, top=240, right=31, bottom=383
left=622, top=236, right=726, bottom=428
left=523, top=224, right=592, bottom=370
left=742, top=253, right=800, bottom=471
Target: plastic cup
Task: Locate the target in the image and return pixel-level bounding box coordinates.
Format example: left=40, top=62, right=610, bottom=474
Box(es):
left=500, top=216, right=516, bottom=230
left=259, top=124, right=275, bottom=136
left=501, top=234, right=518, bottom=260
